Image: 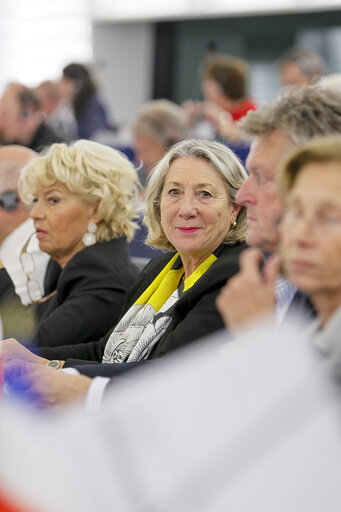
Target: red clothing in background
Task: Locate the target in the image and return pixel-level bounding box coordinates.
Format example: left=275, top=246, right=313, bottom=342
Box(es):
left=229, top=97, right=257, bottom=121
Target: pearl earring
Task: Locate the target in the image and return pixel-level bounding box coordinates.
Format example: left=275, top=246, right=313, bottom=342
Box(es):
left=82, top=222, right=97, bottom=247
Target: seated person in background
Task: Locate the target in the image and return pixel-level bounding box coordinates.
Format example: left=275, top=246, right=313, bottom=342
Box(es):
left=130, top=99, right=188, bottom=262
left=132, top=99, right=188, bottom=187
left=278, top=46, right=326, bottom=87
left=0, top=83, right=66, bottom=152
left=216, top=84, right=341, bottom=333
left=35, top=80, right=77, bottom=141
left=0, top=145, right=50, bottom=340
left=60, top=63, right=111, bottom=140
left=3, top=138, right=248, bottom=406
left=0, top=140, right=139, bottom=348
left=183, top=54, right=256, bottom=144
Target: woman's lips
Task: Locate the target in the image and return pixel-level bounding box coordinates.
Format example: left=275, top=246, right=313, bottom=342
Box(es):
left=177, top=227, right=199, bottom=233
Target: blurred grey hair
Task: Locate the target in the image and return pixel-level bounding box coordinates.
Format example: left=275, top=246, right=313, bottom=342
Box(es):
left=238, top=84, right=341, bottom=146
left=132, top=99, right=188, bottom=145
left=144, top=139, right=247, bottom=250
left=278, top=47, right=326, bottom=84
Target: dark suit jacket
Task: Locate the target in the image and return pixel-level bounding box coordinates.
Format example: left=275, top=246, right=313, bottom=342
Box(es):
left=38, top=241, right=246, bottom=372
left=3, top=238, right=138, bottom=348
left=0, top=269, right=34, bottom=340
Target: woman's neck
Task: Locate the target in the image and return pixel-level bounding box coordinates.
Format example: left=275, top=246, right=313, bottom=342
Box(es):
left=182, top=253, right=210, bottom=279
left=310, top=290, right=341, bottom=327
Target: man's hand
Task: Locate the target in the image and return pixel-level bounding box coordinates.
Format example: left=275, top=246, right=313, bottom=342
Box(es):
left=4, top=359, right=92, bottom=409
left=1, top=338, right=48, bottom=365
left=216, top=248, right=279, bottom=333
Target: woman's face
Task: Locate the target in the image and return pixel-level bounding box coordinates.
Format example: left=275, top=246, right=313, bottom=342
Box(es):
left=58, top=77, right=76, bottom=100
left=202, top=79, right=223, bottom=104
left=30, top=182, right=97, bottom=267
left=160, top=157, right=238, bottom=266
left=281, top=161, right=341, bottom=295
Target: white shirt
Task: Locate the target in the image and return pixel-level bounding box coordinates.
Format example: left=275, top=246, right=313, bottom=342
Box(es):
left=0, top=218, right=49, bottom=307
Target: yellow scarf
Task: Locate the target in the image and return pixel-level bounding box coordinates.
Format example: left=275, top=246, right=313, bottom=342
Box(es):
left=134, top=252, right=218, bottom=312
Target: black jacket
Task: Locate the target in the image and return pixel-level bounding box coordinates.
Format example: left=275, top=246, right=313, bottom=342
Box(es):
left=2, top=238, right=138, bottom=348
left=39, top=242, right=246, bottom=370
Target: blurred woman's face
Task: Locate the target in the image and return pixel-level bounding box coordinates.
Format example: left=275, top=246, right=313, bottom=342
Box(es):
left=281, top=161, right=341, bottom=295
left=202, top=79, right=223, bottom=104
left=160, top=157, right=239, bottom=269
left=58, top=77, right=76, bottom=100
left=30, top=182, right=97, bottom=267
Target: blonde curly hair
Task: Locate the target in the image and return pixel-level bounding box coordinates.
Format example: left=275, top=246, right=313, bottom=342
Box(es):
left=19, top=140, right=139, bottom=242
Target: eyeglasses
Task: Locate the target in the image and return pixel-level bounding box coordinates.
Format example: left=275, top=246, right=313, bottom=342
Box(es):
left=0, top=190, right=19, bottom=211
left=283, top=209, right=341, bottom=232
left=20, top=232, right=57, bottom=304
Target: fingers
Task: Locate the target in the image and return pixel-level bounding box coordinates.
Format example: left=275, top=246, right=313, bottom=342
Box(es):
left=239, top=248, right=264, bottom=276
left=215, top=248, right=278, bottom=331
left=239, top=249, right=279, bottom=287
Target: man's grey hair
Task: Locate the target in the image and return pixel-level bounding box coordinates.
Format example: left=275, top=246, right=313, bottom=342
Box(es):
left=132, top=99, right=188, bottom=146
left=238, top=84, right=341, bottom=146
left=278, top=47, right=326, bottom=84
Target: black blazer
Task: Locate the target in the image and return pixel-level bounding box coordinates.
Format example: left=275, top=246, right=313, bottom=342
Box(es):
left=3, top=238, right=138, bottom=348
left=39, top=242, right=246, bottom=371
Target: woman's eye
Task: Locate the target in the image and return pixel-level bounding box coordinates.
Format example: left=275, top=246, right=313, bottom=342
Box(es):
left=47, top=196, right=60, bottom=205
left=168, top=188, right=179, bottom=196
left=319, top=213, right=341, bottom=224
left=199, top=190, right=212, bottom=198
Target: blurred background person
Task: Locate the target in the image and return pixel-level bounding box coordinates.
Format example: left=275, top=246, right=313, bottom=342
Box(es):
left=0, top=145, right=49, bottom=340
left=183, top=54, right=257, bottom=145
left=132, top=99, right=189, bottom=187
left=280, top=135, right=341, bottom=334
left=0, top=83, right=66, bottom=152
left=278, top=47, right=326, bottom=87
left=35, top=80, right=77, bottom=141
left=0, top=140, right=139, bottom=348
left=60, top=62, right=111, bottom=140
left=129, top=99, right=188, bottom=264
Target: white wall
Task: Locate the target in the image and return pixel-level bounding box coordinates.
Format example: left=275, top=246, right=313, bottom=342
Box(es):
left=92, top=0, right=341, bottom=22
left=92, top=22, right=155, bottom=125
left=0, top=0, right=92, bottom=92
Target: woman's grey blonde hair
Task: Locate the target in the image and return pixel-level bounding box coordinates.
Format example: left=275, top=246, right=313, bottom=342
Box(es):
left=19, top=140, right=139, bottom=242
left=144, top=139, right=247, bottom=250
left=279, top=134, right=341, bottom=200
